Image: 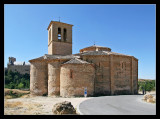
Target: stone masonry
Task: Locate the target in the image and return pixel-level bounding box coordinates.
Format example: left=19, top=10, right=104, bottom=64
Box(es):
left=7, top=57, right=30, bottom=75
left=29, top=20, right=138, bottom=97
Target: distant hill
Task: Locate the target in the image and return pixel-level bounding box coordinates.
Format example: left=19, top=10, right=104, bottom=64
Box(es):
left=138, top=79, right=155, bottom=82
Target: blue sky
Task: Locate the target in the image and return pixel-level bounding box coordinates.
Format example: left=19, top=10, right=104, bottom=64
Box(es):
left=4, top=4, right=156, bottom=79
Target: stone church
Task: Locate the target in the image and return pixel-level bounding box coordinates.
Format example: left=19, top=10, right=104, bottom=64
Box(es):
left=29, top=20, right=138, bottom=97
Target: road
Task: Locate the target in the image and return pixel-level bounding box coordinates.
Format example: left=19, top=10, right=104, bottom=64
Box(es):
left=78, top=95, right=156, bottom=115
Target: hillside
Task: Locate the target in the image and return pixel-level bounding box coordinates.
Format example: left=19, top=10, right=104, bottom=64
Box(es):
left=138, top=79, right=155, bottom=82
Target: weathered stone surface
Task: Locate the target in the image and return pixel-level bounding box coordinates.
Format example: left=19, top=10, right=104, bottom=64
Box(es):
left=48, top=61, right=61, bottom=96
left=52, top=101, right=76, bottom=115
left=60, top=64, right=95, bottom=97
left=48, top=21, right=73, bottom=55
left=29, top=20, right=138, bottom=97
left=30, top=61, right=48, bottom=96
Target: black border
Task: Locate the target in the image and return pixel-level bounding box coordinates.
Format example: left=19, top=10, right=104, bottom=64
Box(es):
left=1, top=1, right=159, bottom=119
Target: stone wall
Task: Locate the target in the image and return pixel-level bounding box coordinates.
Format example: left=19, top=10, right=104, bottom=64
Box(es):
left=48, top=60, right=63, bottom=96
left=82, top=55, right=111, bottom=95
left=60, top=64, right=95, bottom=97
left=48, top=41, right=53, bottom=55
left=132, top=58, right=138, bottom=94
left=30, top=61, right=48, bottom=96
left=112, top=55, right=132, bottom=95
left=52, top=42, right=72, bottom=55
left=7, top=65, right=30, bottom=74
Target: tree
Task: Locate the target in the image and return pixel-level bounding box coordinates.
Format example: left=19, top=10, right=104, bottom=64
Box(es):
left=138, top=80, right=155, bottom=92
left=9, top=82, right=14, bottom=89
left=18, top=82, right=24, bottom=89
left=5, top=70, right=30, bottom=89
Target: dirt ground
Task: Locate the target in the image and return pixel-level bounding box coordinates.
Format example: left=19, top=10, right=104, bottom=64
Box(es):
left=4, top=89, right=156, bottom=115
left=4, top=95, right=91, bottom=115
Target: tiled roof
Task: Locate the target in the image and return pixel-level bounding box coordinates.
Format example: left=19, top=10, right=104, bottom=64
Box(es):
left=110, top=52, right=131, bottom=56
left=79, top=45, right=112, bottom=53
left=81, top=51, right=109, bottom=55
left=47, top=21, right=73, bottom=30
left=43, top=54, right=80, bottom=59
left=84, top=45, right=107, bottom=48
left=63, top=58, right=90, bottom=64
left=29, top=50, right=134, bottom=63
left=29, top=54, right=80, bottom=62
left=29, top=56, right=44, bottom=61
left=81, top=51, right=131, bottom=56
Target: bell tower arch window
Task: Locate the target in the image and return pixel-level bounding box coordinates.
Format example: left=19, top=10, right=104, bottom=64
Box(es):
left=63, top=28, right=67, bottom=42
left=58, top=27, right=61, bottom=41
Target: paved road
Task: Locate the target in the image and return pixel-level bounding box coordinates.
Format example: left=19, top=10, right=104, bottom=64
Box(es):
left=78, top=95, right=156, bottom=115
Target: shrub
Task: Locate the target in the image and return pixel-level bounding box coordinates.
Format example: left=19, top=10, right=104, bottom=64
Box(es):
left=4, top=70, right=30, bottom=89
left=138, top=80, right=155, bottom=92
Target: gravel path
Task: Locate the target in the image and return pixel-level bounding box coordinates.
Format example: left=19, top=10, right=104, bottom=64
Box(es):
left=4, top=96, right=91, bottom=115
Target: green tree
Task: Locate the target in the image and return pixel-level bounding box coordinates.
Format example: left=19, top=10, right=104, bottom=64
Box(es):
left=18, top=82, right=24, bottom=89
left=5, top=70, right=30, bottom=89
left=138, top=80, right=156, bottom=92
left=9, top=82, right=14, bottom=89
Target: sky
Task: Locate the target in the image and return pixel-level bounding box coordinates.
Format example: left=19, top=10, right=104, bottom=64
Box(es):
left=4, top=4, right=156, bottom=79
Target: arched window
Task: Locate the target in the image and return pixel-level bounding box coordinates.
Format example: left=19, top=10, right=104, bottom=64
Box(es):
left=63, top=28, right=67, bottom=42
left=58, top=27, right=61, bottom=41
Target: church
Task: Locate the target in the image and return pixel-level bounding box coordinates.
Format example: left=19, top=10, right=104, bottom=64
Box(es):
left=29, top=20, right=138, bottom=97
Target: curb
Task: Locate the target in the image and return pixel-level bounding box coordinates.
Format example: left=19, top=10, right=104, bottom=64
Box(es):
left=77, top=101, right=84, bottom=115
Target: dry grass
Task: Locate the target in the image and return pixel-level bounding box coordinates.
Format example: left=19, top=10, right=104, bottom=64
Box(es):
left=5, top=95, right=13, bottom=99
left=20, top=94, right=31, bottom=98
left=4, top=101, right=23, bottom=108
left=4, top=88, right=30, bottom=99
left=4, top=100, right=43, bottom=115
left=5, top=88, right=30, bottom=95
left=4, top=89, right=91, bottom=115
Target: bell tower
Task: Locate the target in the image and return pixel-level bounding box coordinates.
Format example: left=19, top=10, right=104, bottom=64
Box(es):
left=47, top=20, right=73, bottom=55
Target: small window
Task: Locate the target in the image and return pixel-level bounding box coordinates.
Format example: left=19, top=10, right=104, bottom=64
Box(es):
left=70, top=69, right=73, bottom=78
left=58, top=27, right=61, bottom=34
left=58, top=27, right=61, bottom=41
